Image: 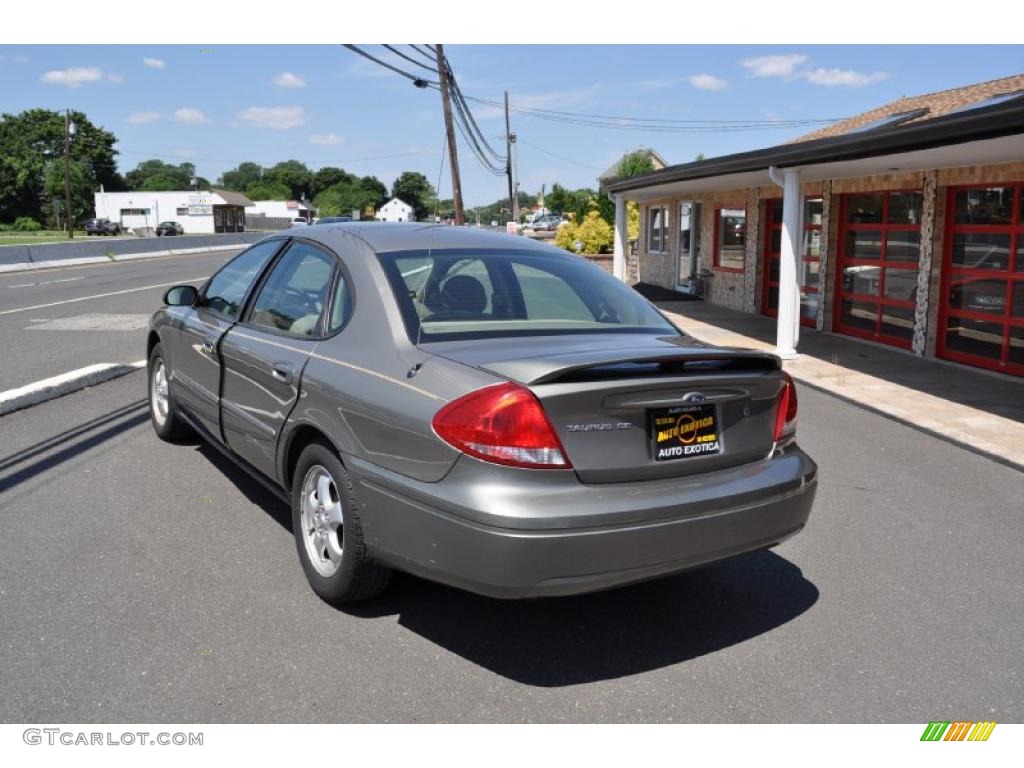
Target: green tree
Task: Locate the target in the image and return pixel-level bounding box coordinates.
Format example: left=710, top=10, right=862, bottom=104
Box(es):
left=359, top=175, right=388, bottom=211
left=43, top=160, right=95, bottom=226
left=314, top=183, right=377, bottom=217
left=0, top=108, right=122, bottom=224
left=125, top=160, right=208, bottom=191
left=244, top=180, right=291, bottom=200
left=311, top=167, right=354, bottom=198
left=219, top=162, right=263, bottom=192
left=616, top=151, right=655, bottom=178
left=263, top=160, right=312, bottom=200
left=391, top=171, right=436, bottom=221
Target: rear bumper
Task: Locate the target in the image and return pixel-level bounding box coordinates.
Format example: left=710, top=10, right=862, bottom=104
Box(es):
left=350, top=449, right=817, bottom=599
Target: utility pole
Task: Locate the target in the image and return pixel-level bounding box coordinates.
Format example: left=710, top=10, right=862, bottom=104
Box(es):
left=64, top=109, right=75, bottom=239
left=435, top=44, right=464, bottom=225
left=504, top=91, right=516, bottom=225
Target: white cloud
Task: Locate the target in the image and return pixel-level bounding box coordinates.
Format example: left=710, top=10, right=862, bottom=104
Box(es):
left=15, top=55, right=30, bottom=64
left=309, top=132, right=343, bottom=145
left=127, top=111, right=162, bottom=124
left=144, top=57, right=166, bottom=69
left=272, top=72, right=306, bottom=88
left=106, top=72, right=125, bottom=84
left=174, top=107, right=210, bottom=124
left=802, top=68, right=889, bottom=87
left=174, top=149, right=197, bottom=158
left=40, top=66, right=104, bottom=88
left=741, top=54, right=808, bottom=79
left=238, top=106, right=307, bottom=130
left=688, top=73, right=729, bottom=92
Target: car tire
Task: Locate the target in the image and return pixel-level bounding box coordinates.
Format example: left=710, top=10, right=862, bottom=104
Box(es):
left=147, top=343, right=193, bottom=442
left=291, top=441, right=392, bottom=604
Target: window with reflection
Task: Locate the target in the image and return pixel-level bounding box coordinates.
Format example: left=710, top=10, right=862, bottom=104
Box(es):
left=714, top=207, right=746, bottom=271
left=762, top=197, right=823, bottom=325
left=940, top=183, right=1024, bottom=376
left=835, top=190, right=923, bottom=349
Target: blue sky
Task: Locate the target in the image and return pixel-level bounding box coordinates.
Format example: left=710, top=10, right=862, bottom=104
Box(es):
left=1, top=44, right=1022, bottom=206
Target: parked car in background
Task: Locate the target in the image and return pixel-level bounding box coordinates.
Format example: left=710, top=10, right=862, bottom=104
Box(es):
left=155, top=221, right=184, bottom=237
left=526, top=214, right=564, bottom=232
left=291, top=218, right=310, bottom=228
left=146, top=224, right=817, bottom=605
left=314, top=216, right=353, bottom=225
left=84, top=218, right=122, bottom=236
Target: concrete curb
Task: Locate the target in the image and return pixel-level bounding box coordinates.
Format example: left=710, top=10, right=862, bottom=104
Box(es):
left=0, top=360, right=147, bottom=416
left=0, top=243, right=248, bottom=274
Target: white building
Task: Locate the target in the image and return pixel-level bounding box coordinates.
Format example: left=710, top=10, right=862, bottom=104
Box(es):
left=247, top=199, right=316, bottom=223
left=93, top=189, right=252, bottom=234
left=375, top=197, right=415, bottom=223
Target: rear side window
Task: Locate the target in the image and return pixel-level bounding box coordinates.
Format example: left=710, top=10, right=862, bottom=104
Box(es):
left=378, top=249, right=678, bottom=341
left=248, top=241, right=335, bottom=337
left=202, top=241, right=281, bottom=319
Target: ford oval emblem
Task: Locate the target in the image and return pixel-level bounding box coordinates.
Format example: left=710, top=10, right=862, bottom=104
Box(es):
left=682, top=392, right=706, bottom=405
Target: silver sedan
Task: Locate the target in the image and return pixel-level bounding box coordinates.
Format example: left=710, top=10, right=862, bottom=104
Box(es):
left=147, top=224, right=816, bottom=603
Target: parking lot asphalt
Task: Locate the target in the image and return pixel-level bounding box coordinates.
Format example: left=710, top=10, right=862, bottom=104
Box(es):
left=1, top=371, right=1021, bottom=723
left=0, top=250, right=238, bottom=391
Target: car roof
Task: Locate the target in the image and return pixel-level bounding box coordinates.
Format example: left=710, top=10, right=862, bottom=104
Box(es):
left=265, top=222, right=560, bottom=255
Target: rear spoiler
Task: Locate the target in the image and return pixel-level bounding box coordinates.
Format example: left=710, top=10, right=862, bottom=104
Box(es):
left=482, top=348, right=781, bottom=386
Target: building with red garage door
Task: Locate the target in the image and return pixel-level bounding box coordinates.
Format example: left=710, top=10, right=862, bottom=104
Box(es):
left=605, top=73, right=1024, bottom=378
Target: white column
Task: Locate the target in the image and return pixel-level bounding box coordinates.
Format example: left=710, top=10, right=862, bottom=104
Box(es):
left=612, top=194, right=627, bottom=281
left=776, top=168, right=802, bottom=358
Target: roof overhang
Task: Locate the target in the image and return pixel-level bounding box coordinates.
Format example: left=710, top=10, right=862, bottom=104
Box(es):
left=606, top=100, right=1024, bottom=202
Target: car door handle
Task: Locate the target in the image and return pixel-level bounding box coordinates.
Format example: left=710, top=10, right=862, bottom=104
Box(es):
left=271, top=362, right=294, bottom=384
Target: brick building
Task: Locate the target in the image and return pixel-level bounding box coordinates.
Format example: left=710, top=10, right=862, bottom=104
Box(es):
left=604, top=74, right=1024, bottom=378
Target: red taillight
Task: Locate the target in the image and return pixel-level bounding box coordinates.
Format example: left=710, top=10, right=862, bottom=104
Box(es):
left=432, top=382, right=572, bottom=469
left=773, top=373, right=799, bottom=442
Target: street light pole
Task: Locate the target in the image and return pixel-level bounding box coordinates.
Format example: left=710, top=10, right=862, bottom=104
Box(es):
left=64, top=109, right=75, bottom=239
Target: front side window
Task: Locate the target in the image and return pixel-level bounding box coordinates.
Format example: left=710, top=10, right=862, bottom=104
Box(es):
left=248, top=241, right=335, bottom=336
left=201, top=240, right=281, bottom=319
left=715, top=208, right=747, bottom=271
left=378, top=249, right=678, bottom=342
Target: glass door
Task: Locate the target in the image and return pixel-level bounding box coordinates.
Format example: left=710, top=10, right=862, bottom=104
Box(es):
left=833, top=191, right=923, bottom=348
left=938, top=184, right=1024, bottom=376
left=761, top=197, right=823, bottom=326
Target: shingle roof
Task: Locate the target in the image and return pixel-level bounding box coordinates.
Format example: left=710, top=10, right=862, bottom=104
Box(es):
left=794, top=72, right=1024, bottom=142
left=211, top=188, right=254, bottom=206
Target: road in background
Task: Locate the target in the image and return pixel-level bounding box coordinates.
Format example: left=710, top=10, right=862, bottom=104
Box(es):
left=1, top=371, right=1021, bottom=722
left=0, top=250, right=239, bottom=391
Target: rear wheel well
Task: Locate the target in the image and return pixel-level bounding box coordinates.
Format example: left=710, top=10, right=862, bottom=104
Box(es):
left=283, top=425, right=338, bottom=491
left=147, top=331, right=161, bottom=358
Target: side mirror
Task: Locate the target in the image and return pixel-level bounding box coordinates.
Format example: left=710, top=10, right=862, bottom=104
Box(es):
left=163, top=285, right=199, bottom=306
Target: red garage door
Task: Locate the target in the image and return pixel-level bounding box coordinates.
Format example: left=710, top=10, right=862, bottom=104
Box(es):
left=833, top=190, right=923, bottom=349
left=762, top=197, right=823, bottom=327
left=938, top=183, right=1024, bottom=376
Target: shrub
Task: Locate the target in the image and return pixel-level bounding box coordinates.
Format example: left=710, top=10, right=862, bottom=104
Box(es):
left=13, top=217, right=42, bottom=232
left=555, top=211, right=612, bottom=255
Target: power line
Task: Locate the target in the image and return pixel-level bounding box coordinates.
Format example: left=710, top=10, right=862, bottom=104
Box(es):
left=342, top=44, right=438, bottom=87
left=382, top=44, right=437, bottom=73
left=516, top=138, right=604, bottom=171
left=462, top=94, right=845, bottom=126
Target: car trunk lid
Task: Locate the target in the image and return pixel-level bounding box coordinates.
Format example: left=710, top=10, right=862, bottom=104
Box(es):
left=423, top=333, right=786, bottom=483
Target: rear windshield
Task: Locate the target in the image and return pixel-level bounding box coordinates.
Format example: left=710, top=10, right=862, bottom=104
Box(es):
left=377, top=248, right=678, bottom=342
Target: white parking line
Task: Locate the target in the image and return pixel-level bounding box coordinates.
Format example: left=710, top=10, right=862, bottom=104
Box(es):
left=4, top=277, right=84, bottom=289
left=0, top=277, right=209, bottom=316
